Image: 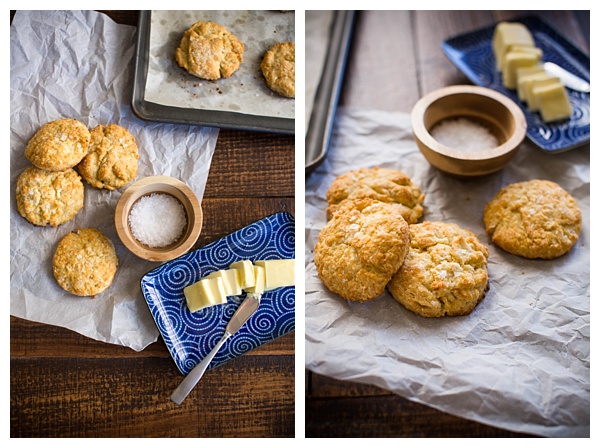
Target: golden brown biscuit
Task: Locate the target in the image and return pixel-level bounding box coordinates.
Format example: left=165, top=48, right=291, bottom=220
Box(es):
left=261, top=42, right=295, bottom=98
left=24, top=118, right=91, bottom=171
left=175, top=21, right=244, bottom=80
left=326, top=167, right=425, bottom=223
left=16, top=165, right=84, bottom=227
left=483, top=179, right=581, bottom=259
left=77, top=123, right=139, bottom=190
left=388, top=221, right=490, bottom=317
left=52, top=228, right=119, bottom=297
left=314, top=198, right=410, bottom=302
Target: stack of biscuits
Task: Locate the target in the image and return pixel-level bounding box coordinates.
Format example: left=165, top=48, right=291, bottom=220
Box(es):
left=174, top=20, right=295, bottom=98
left=15, top=118, right=139, bottom=297
left=314, top=166, right=581, bottom=318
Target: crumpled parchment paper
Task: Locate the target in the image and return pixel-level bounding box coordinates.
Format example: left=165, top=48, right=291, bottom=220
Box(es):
left=305, top=107, right=590, bottom=437
left=145, top=10, right=295, bottom=118
left=10, top=10, right=219, bottom=351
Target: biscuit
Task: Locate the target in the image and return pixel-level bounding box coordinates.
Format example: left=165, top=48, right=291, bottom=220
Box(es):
left=326, top=167, right=425, bottom=223
left=175, top=21, right=244, bottom=80
left=77, top=124, right=139, bottom=190
left=16, top=165, right=84, bottom=227
left=24, top=118, right=91, bottom=171
left=388, top=221, right=490, bottom=317
left=314, top=198, right=410, bottom=302
left=261, top=42, right=295, bottom=98
left=483, top=179, right=581, bottom=259
left=52, top=228, right=119, bottom=297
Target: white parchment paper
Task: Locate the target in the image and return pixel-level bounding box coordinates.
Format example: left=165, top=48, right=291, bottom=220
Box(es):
left=305, top=107, right=590, bottom=437
left=145, top=10, right=295, bottom=118
left=10, top=10, right=220, bottom=351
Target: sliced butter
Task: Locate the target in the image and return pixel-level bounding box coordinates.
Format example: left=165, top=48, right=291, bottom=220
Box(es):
left=517, top=72, right=553, bottom=103
left=533, top=81, right=572, bottom=122
left=245, top=265, right=266, bottom=294
left=501, top=51, right=541, bottom=89
left=207, top=269, right=242, bottom=296
left=184, top=277, right=227, bottom=313
left=492, top=22, right=535, bottom=70
left=229, top=260, right=256, bottom=289
left=499, top=45, right=542, bottom=72
left=526, top=76, right=560, bottom=111
left=255, top=259, right=295, bottom=291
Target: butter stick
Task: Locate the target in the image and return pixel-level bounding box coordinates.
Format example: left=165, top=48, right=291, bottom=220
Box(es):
left=255, top=259, right=295, bottom=291
left=184, top=277, right=227, bottom=313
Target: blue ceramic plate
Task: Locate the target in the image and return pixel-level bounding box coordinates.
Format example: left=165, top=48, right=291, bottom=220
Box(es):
left=141, top=212, right=295, bottom=375
left=442, top=16, right=590, bottom=152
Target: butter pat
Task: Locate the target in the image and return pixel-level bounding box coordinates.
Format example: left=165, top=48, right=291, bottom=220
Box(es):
left=526, top=76, right=560, bottom=111
left=533, top=82, right=572, bottom=122
left=184, top=277, right=227, bottom=313
left=229, top=260, right=256, bottom=289
left=255, top=259, right=295, bottom=291
left=517, top=72, right=553, bottom=103
left=492, top=22, right=535, bottom=70
left=499, top=45, right=542, bottom=72
left=502, top=51, right=541, bottom=89
left=207, top=269, right=242, bottom=296
left=245, top=265, right=266, bottom=294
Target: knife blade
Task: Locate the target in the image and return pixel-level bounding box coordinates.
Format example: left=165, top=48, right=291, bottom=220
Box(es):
left=170, top=293, right=261, bottom=405
left=543, top=62, right=590, bottom=93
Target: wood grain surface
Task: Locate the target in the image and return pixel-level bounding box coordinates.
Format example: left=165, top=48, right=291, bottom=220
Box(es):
left=10, top=10, right=295, bottom=438
left=306, top=9, right=589, bottom=438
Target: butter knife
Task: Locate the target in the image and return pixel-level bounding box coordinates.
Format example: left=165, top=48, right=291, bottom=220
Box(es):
left=170, top=293, right=261, bottom=405
left=543, top=62, right=590, bottom=93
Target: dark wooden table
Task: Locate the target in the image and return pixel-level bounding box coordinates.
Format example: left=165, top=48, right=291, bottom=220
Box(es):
left=10, top=10, right=294, bottom=437
left=305, top=10, right=589, bottom=438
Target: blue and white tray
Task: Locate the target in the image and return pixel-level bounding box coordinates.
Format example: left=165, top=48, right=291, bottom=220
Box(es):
left=442, top=16, right=590, bottom=152
left=141, top=212, right=295, bottom=375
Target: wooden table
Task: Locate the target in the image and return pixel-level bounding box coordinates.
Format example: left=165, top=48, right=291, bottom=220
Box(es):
left=305, top=10, right=589, bottom=438
left=10, top=10, right=294, bottom=437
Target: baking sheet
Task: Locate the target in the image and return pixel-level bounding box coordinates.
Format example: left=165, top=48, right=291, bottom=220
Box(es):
left=10, top=10, right=219, bottom=352
left=133, top=10, right=294, bottom=134
left=305, top=10, right=355, bottom=174
left=305, top=107, right=590, bottom=437
left=442, top=15, right=590, bottom=152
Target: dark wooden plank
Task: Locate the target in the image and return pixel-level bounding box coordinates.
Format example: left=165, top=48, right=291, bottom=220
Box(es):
left=10, top=316, right=294, bottom=358
left=205, top=130, right=294, bottom=198
left=11, top=354, right=295, bottom=437
left=193, top=197, right=295, bottom=246
left=414, top=10, right=497, bottom=95
left=340, top=11, right=420, bottom=112
left=305, top=389, right=537, bottom=438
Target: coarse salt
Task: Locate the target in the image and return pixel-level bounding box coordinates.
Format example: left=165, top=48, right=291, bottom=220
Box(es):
left=430, top=117, right=499, bottom=152
left=129, top=193, right=187, bottom=248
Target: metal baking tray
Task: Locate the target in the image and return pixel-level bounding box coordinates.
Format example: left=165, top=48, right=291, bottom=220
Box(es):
left=132, top=11, right=294, bottom=135
left=305, top=11, right=355, bottom=175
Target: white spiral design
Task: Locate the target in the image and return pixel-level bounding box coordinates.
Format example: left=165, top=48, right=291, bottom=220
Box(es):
left=141, top=212, right=296, bottom=375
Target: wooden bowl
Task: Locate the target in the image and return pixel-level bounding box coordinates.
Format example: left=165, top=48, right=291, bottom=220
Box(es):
left=115, top=176, right=203, bottom=262
left=411, top=85, right=527, bottom=177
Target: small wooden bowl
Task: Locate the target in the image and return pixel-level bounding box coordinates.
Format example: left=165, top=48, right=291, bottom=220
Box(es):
left=411, top=85, right=527, bottom=177
left=115, top=176, right=203, bottom=262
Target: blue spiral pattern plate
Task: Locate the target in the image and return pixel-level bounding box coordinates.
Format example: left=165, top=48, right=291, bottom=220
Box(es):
left=442, top=16, right=589, bottom=152
left=141, top=212, right=295, bottom=375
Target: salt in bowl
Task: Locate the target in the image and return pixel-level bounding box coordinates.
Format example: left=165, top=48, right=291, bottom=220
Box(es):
left=115, top=176, right=203, bottom=262
left=411, top=85, right=527, bottom=177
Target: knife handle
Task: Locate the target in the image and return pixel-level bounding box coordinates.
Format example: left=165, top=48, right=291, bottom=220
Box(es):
left=170, top=331, right=231, bottom=405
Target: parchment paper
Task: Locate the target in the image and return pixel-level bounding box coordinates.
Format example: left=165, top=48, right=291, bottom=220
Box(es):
left=305, top=10, right=334, bottom=134
left=305, top=107, right=590, bottom=437
left=10, top=10, right=219, bottom=352
left=145, top=10, right=295, bottom=119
